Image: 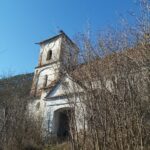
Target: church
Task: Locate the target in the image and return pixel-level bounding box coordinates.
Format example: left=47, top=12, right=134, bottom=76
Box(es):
left=30, top=30, right=149, bottom=141
left=30, top=31, right=84, bottom=138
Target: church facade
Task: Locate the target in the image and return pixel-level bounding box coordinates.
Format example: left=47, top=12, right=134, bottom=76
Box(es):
left=30, top=31, right=83, bottom=138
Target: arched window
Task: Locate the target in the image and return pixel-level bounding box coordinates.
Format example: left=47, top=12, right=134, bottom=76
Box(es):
left=46, top=50, right=52, bottom=60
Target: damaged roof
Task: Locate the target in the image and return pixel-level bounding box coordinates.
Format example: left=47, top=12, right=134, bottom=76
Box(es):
left=35, top=30, right=77, bottom=47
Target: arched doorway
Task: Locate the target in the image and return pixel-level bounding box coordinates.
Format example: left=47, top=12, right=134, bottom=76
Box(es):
left=53, top=107, right=73, bottom=139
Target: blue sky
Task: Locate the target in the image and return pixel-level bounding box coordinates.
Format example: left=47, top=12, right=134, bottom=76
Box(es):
left=0, top=0, right=137, bottom=75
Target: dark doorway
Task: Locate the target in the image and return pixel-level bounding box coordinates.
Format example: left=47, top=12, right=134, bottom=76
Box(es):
left=54, top=108, right=72, bottom=140
left=57, top=110, right=70, bottom=137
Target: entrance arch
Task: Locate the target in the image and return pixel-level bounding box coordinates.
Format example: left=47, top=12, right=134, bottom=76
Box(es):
left=53, top=107, right=73, bottom=139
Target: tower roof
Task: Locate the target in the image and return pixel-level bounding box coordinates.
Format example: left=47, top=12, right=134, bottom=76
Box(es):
left=35, top=30, right=77, bottom=47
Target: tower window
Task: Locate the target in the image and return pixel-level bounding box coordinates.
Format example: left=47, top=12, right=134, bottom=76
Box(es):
left=47, top=50, right=52, bottom=60
left=43, top=75, right=48, bottom=88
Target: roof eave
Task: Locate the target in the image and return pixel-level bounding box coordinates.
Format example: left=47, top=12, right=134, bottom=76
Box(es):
left=35, top=34, right=62, bottom=45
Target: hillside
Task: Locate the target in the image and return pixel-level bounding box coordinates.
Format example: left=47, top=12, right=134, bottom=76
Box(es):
left=0, top=73, right=34, bottom=102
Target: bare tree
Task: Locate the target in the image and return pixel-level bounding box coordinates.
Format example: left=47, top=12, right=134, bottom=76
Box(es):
left=61, top=0, right=150, bottom=150
left=0, top=74, right=43, bottom=150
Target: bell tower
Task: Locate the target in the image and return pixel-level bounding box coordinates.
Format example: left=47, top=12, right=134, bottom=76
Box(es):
left=31, top=31, right=79, bottom=97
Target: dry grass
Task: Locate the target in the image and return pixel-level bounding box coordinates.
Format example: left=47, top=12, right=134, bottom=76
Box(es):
left=45, top=142, right=71, bottom=150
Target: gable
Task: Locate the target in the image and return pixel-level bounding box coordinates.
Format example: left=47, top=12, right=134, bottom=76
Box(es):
left=45, top=75, right=83, bottom=100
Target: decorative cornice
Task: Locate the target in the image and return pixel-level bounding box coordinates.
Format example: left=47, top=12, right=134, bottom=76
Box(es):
left=35, top=61, right=59, bottom=69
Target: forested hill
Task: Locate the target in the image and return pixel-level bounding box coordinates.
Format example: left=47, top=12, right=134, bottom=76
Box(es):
left=0, top=73, right=34, bottom=100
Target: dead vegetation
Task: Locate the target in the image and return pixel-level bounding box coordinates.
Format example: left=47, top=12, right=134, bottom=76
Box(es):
left=0, top=74, right=44, bottom=150
left=0, top=0, right=149, bottom=150
left=61, top=1, right=150, bottom=149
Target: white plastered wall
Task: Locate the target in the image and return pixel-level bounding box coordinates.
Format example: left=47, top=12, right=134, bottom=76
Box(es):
left=42, top=76, right=85, bottom=135
left=40, top=37, right=62, bottom=65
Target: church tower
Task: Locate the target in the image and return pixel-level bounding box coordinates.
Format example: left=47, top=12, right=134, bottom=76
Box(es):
left=31, top=31, right=79, bottom=97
